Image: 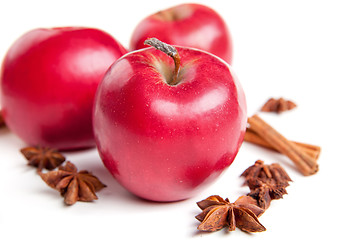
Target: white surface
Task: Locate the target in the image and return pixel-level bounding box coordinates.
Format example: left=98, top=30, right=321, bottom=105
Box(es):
left=0, top=0, right=359, bottom=239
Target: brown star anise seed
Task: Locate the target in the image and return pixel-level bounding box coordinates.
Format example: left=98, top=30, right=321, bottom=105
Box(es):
left=39, top=161, right=106, bottom=205
left=195, top=195, right=266, bottom=232
left=260, top=97, right=297, bottom=113
left=20, top=146, right=66, bottom=172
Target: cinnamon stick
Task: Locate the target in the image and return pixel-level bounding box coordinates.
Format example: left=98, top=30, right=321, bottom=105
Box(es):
left=244, top=129, right=321, bottom=160
left=247, top=115, right=319, bottom=176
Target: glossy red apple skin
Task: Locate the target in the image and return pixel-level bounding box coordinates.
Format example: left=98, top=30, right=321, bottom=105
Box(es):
left=0, top=27, right=127, bottom=150
left=130, top=3, right=233, bottom=63
left=93, top=46, right=247, bottom=202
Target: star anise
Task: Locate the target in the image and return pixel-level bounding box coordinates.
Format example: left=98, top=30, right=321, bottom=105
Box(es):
left=246, top=178, right=290, bottom=209
left=20, top=146, right=66, bottom=172
left=260, top=97, right=297, bottom=113
left=246, top=179, right=272, bottom=209
left=241, top=160, right=292, bottom=209
left=195, top=195, right=266, bottom=232
left=39, top=161, right=106, bottom=205
left=241, top=160, right=292, bottom=187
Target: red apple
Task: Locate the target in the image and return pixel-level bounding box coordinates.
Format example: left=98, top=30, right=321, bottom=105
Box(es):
left=0, top=27, right=127, bottom=150
left=130, top=3, right=233, bottom=63
left=93, top=38, right=246, bottom=202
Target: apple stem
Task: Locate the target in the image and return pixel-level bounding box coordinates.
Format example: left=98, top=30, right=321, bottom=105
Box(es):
left=144, top=38, right=181, bottom=85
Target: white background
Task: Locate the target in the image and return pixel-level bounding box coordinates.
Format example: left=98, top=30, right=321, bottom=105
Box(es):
left=0, top=0, right=359, bottom=239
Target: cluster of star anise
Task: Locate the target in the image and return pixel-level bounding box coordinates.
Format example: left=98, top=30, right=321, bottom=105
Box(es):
left=20, top=146, right=106, bottom=205
left=195, top=160, right=292, bottom=233
left=241, top=160, right=292, bottom=210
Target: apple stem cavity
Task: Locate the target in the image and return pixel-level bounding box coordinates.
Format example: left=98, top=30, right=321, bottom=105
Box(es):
left=144, top=38, right=181, bottom=86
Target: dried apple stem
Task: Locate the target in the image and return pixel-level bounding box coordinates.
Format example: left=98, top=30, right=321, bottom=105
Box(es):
left=144, top=38, right=181, bottom=85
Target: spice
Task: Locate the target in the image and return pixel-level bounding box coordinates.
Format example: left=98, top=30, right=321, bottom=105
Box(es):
left=247, top=115, right=319, bottom=176
left=20, top=146, right=66, bottom=172
left=39, top=161, right=106, bottom=205
left=241, top=160, right=292, bottom=209
left=195, top=195, right=266, bottom=232
left=246, top=180, right=272, bottom=209
left=244, top=129, right=321, bottom=160
left=241, top=160, right=292, bottom=186
left=260, top=97, right=296, bottom=113
left=0, top=110, right=5, bottom=127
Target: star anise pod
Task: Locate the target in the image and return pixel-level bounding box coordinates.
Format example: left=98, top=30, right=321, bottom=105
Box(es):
left=246, top=180, right=272, bottom=210
left=39, top=161, right=106, bottom=205
left=260, top=97, right=297, bottom=113
left=20, top=146, right=66, bottom=172
left=241, top=160, right=292, bottom=188
left=241, top=160, right=292, bottom=209
left=195, top=195, right=266, bottom=232
left=246, top=178, right=289, bottom=209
